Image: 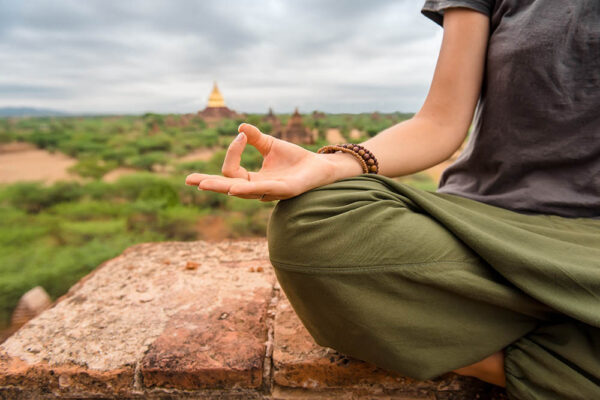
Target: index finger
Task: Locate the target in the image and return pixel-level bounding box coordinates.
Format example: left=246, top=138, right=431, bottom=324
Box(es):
left=222, top=132, right=250, bottom=179
left=185, top=173, right=210, bottom=186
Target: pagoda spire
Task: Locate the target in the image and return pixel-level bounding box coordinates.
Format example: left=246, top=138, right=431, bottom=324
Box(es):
left=207, top=81, right=226, bottom=108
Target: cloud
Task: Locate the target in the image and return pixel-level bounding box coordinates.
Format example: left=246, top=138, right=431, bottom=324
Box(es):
left=0, top=0, right=442, bottom=114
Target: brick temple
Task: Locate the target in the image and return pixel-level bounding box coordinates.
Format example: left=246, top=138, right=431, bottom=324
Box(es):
left=266, top=108, right=315, bottom=145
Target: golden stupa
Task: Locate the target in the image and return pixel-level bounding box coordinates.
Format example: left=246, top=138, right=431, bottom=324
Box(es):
left=207, top=82, right=226, bottom=108
left=198, top=81, right=239, bottom=122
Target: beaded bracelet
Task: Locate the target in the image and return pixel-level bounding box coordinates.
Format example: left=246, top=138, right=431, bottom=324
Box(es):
left=316, top=143, right=379, bottom=174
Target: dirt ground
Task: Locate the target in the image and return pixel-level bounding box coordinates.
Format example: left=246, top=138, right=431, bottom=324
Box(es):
left=326, top=128, right=346, bottom=144
left=102, top=167, right=141, bottom=183
left=0, top=143, right=79, bottom=185
left=0, top=142, right=221, bottom=185
left=178, top=148, right=216, bottom=162
left=349, top=129, right=363, bottom=140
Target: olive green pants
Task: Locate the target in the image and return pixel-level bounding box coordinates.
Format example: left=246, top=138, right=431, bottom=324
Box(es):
left=267, top=175, right=600, bottom=400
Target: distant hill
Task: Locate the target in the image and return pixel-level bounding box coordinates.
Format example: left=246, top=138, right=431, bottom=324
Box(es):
left=0, top=107, right=67, bottom=117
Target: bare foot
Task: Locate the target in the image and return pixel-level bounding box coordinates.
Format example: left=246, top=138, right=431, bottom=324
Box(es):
left=452, top=350, right=506, bottom=387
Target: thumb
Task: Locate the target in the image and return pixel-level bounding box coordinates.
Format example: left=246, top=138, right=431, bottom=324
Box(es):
left=238, top=123, right=274, bottom=157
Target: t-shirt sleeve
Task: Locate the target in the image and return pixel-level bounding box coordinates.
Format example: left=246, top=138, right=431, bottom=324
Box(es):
left=421, top=0, right=493, bottom=27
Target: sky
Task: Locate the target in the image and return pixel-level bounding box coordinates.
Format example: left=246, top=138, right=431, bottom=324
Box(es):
left=0, top=0, right=443, bottom=115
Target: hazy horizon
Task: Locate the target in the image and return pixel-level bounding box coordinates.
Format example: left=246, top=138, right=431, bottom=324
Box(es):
left=0, top=1, right=443, bottom=115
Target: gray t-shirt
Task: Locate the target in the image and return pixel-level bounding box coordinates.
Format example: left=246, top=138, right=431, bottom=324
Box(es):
left=422, top=0, right=600, bottom=218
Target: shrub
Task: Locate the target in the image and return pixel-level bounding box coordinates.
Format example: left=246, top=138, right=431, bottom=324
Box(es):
left=216, top=119, right=239, bottom=136
left=176, top=161, right=208, bottom=174
left=58, top=139, right=106, bottom=157
left=197, top=128, right=219, bottom=147
left=0, top=223, right=48, bottom=247
left=109, top=173, right=180, bottom=203
left=4, top=181, right=83, bottom=213
left=28, top=130, right=63, bottom=149
left=224, top=196, right=272, bottom=213
left=180, top=185, right=227, bottom=208
left=48, top=200, right=130, bottom=220
left=57, top=219, right=127, bottom=245
left=82, top=180, right=115, bottom=200
left=45, top=181, right=85, bottom=205
left=101, top=147, right=138, bottom=164
left=157, top=206, right=206, bottom=240
left=240, top=146, right=263, bottom=171
left=0, top=130, right=14, bottom=143
left=143, top=113, right=165, bottom=130
left=69, top=158, right=117, bottom=179
left=126, top=152, right=168, bottom=171
left=138, top=181, right=180, bottom=208
left=224, top=209, right=269, bottom=237
left=257, top=122, right=273, bottom=135
left=135, top=134, right=172, bottom=153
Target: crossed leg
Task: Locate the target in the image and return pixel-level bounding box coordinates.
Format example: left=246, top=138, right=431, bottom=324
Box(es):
left=267, top=177, right=540, bottom=385
left=267, top=176, right=600, bottom=398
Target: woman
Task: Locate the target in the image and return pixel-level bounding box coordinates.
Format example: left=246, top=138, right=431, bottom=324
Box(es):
left=186, top=1, right=600, bottom=398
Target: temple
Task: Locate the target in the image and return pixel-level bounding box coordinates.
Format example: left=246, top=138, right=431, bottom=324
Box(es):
left=267, top=108, right=315, bottom=145
left=263, top=107, right=281, bottom=131
left=197, top=82, right=240, bottom=122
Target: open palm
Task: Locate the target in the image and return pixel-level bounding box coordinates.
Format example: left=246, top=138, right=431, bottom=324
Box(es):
left=185, top=123, right=338, bottom=201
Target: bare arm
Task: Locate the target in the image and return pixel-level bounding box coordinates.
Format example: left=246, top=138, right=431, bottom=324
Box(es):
left=186, top=8, right=490, bottom=200
left=331, top=8, right=490, bottom=179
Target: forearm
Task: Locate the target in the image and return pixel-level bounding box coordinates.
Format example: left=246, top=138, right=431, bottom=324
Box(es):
left=324, top=115, right=467, bottom=180
left=360, top=116, right=466, bottom=177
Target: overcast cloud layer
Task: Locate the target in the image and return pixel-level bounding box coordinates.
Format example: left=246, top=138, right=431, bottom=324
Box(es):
left=0, top=0, right=442, bottom=114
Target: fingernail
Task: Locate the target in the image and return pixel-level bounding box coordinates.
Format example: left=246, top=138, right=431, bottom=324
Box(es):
left=238, top=123, right=245, bottom=132
left=227, top=191, right=233, bottom=196
left=236, top=132, right=245, bottom=142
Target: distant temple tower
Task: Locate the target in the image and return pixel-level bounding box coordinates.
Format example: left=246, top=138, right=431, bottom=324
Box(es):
left=207, top=82, right=226, bottom=108
left=263, top=108, right=280, bottom=129
left=198, top=82, right=239, bottom=122
left=268, top=108, right=314, bottom=145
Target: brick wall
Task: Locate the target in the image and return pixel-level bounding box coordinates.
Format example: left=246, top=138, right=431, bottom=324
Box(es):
left=0, top=240, right=506, bottom=399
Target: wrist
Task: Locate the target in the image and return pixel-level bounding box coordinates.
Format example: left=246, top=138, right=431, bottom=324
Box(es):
left=320, top=152, right=364, bottom=181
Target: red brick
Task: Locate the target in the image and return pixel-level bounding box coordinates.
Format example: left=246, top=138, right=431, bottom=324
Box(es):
left=141, top=290, right=272, bottom=389
left=0, top=351, right=133, bottom=397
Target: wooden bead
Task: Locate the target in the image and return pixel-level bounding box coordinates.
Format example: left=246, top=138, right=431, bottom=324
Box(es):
left=317, top=143, right=379, bottom=175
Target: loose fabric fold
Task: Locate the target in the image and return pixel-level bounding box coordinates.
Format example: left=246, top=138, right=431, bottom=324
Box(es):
left=267, top=175, right=600, bottom=399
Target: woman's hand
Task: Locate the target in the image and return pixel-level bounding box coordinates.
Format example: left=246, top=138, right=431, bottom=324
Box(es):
left=185, top=123, right=362, bottom=201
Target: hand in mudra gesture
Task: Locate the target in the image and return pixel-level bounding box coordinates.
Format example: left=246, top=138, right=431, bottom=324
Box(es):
left=185, top=123, right=351, bottom=201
